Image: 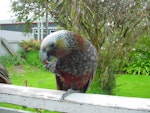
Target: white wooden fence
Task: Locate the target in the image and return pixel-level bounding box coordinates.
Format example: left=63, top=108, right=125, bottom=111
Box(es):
left=0, top=83, right=150, bottom=113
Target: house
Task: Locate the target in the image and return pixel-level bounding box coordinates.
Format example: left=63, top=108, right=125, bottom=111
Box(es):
left=0, top=20, right=58, bottom=41
left=0, top=20, right=58, bottom=56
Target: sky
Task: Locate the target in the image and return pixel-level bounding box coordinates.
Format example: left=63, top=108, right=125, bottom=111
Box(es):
left=0, top=0, right=14, bottom=20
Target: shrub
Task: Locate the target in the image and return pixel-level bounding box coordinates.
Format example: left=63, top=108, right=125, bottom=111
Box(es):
left=20, top=39, right=44, bottom=68
left=21, top=39, right=40, bottom=52
left=0, top=40, right=44, bottom=70
left=123, top=35, right=150, bottom=75
left=123, top=54, right=150, bottom=75
left=0, top=55, right=26, bottom=67
left=24, top=50, right=43, bottom=68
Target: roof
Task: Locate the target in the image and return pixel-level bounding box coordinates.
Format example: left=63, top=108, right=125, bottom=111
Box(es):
left=0, top=19, right=15, bottom=24
left=0, top=19, right=55, bottom=25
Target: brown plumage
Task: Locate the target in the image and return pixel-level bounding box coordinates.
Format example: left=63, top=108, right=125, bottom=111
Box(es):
left=0, top=63, right=11, bottom=84
left=40, top=30, right=98, bottom=97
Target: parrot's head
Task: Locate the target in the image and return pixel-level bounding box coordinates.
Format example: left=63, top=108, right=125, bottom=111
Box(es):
left=40, top=30, right=85, bottom=64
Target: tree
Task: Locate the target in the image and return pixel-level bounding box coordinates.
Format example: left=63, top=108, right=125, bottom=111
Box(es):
left=11, top=0, right=49, bottom=32
left=11, top=0, right=150, bottom=94
left=49, top=0, right=150, bottom=94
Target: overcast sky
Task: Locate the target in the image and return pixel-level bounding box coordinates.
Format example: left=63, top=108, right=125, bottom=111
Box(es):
left=0, top=0, right=14, bottom=20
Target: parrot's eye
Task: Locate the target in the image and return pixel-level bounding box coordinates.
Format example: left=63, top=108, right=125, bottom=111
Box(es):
left=50, top=43, right=55, bottom=48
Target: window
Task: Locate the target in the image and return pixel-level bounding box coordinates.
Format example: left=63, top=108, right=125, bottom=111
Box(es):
left=50, top=30, right=56, bottom=34
left=34, top=29, right=38, bottom=34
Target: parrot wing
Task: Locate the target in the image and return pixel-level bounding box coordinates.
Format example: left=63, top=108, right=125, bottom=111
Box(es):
left=55, top=68, right=95, bottom=93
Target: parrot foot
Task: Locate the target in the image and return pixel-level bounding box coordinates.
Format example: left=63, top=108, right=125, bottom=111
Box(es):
left=44, top=62, right=56, bottom=73
left=61, top=89, right=79, bottom=100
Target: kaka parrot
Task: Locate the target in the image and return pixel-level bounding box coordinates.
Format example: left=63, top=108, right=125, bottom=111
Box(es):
left=40, top=30, right=98, bottom=98
left=0, top=62, right=11, bottom=84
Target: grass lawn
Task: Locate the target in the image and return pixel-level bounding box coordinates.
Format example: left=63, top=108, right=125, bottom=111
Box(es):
left=115, top=74, right=150, bottom=98
left=9, top=65, right=56, bottom=89
left=0, top=65, right=58, bottom=113
left=0, top=64, right=150, bottom=112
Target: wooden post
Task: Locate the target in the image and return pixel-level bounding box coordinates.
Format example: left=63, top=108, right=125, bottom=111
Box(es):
left=1, top=38, right=15, bottom=56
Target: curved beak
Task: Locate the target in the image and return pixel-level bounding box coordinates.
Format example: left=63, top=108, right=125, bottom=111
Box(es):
left=40, top=50, right=50, bottom=65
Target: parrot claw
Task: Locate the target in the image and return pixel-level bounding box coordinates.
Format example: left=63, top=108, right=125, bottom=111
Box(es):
left=44, top=62, right=56, bottom=73
left=61, top=89, right=79, bottom=100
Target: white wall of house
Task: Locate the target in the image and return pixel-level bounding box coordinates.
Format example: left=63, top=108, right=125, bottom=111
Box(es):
left=0, top=30, right=33, bottom=56
left=0, top=30, right=33, bottom=42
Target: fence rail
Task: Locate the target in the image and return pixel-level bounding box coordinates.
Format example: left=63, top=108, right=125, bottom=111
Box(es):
left=0, top=83, right=150, bottom=113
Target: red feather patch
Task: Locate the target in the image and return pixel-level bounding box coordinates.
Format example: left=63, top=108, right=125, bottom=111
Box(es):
left=74, top=34, right=85, bottom=50
left=57, top=68, right=91, bottom=90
